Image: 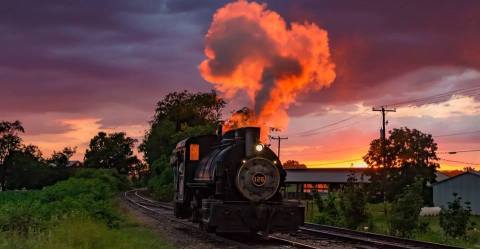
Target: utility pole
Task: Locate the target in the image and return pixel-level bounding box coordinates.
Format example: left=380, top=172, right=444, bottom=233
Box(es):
left=372, top=106, right=396, bottom=141
left=269, top=136, right=288, bottom=160
left=372, top=106, right=395, bottom=215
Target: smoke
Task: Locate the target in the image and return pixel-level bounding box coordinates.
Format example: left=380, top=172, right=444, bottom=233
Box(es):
left=200, top=0, right=336, bottom=139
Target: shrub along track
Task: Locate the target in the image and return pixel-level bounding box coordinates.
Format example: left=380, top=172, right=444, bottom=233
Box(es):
left=127, top=190, right=460, bottom=249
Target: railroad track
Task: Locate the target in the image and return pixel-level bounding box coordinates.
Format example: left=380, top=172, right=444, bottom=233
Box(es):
left=124, top=189, right=319, bottom=249
left=300, top=223, right=463, bottom=249
left=126, top=190, right=462, bottom=249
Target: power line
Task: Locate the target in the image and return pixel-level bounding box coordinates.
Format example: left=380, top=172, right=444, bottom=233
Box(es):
left=437, top=149, right=480, bottom=154
left=386, top=86, right=480, bottom=107
left=297, top=115, right=359, bottom=135
left=435, top=130, right=480, bottom=138
left=308, top=158, right=363, bottom=167
left=438, top=158, right=480, bottom=166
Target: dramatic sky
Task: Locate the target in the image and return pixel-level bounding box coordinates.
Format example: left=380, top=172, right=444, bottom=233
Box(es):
left=1, top=0, right=479, bottom=170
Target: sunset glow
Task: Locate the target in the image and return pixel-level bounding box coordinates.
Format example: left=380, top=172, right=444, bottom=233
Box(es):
left=2, top=0, right=479, bottom=171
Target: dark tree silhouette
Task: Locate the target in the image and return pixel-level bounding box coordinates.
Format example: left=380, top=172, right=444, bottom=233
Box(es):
left=140, top=90, right=225, bottom=201
left=363, top=127, right=439, bottom=203
left=140, top=90, right=225, bottom=165
left=282, top=160, right=307, bottom=169
left=48, top=147, right=76, bottom=168
left=84, top=132, right=139, bottom=174
left=0, top=120, right=24, bottom=191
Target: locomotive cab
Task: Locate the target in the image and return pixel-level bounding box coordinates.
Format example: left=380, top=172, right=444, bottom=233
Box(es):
left=171, top=135, right=217, bottom=218
left=171, top=127, right=304, bottom=234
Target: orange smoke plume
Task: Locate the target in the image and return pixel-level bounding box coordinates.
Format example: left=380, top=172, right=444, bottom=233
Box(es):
left=200, top=0, right=336, bottom=139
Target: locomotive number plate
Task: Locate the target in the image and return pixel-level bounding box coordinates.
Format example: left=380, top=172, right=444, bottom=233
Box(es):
left=252, top=173, right=267, bottom=187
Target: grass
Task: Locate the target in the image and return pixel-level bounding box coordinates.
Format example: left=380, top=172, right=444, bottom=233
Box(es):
left=0, top=216, right=173, bottom=249
left=366, top=203, right=480, bottom=248
left=0, top=169, right=173, bottom=249
left=306, top=200, right=480, bottom=248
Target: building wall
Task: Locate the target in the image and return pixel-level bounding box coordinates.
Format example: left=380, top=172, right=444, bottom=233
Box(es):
left=433, top=173, right=480, bottom=215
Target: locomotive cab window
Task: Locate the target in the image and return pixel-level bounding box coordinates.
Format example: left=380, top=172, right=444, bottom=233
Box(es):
left=189, top=144, right=200, bottom=161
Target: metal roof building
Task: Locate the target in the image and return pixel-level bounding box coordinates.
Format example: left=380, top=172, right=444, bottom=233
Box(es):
left=284, top=168, right=450, bottom=200
left=283, top=168, right=369, bottom=199
left=433, top=171, right=480, bottom=215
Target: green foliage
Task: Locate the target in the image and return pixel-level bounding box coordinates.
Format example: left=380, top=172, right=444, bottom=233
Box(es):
left=140, top=91, right=225, bottom=201
left=0, top=169, right=128, bottom=235
left=147, top=157, right=174, bottom=201
left=439, top=193, right=475, bottom=239
left=388, top=180, right=425, bottom=237
left=140, top=90, right=225, bottom=166
left=339, top=173, right=368, bottom=229
left=0, top=168, right=168, bottom=248
left=313, top=193, right=340, bottom=226
left=0, top=216, right=173, bottom=249
left=84, top=132, right=140, bottom=175
left=363, top=127, right=438, bottom=203
left=312, top=191, right=324, bottom=212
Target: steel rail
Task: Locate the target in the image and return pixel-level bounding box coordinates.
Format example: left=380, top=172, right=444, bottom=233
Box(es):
left=124, top=190, right=262, bottom=249
left=301, top=223, right=463, bottom=249
left=125, top=190, right=324, bottom=249
left=267, top=235, right=321, bottom=249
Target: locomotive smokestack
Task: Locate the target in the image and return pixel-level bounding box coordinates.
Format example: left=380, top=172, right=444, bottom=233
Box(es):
left=244, top=127, right=260, bottom=158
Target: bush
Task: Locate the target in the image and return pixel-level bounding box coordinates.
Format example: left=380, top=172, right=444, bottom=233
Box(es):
left=313, top=193, right=340, bottom=226
left=147, top=157, right=174, bottom=201
left=339, top=173, right=368, bottom=229
left=0, top=202, right=43, bottom=235
left=439, top=193, right=475, bottom=239
left=388, top=180, right=425, bottom=237
left=312, top=190, right=324, bottom=212
left=0, top=169, right=128, bottom=234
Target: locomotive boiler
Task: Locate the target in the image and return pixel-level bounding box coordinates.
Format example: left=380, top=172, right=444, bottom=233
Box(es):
left=170, top=127, right=304, bottom=234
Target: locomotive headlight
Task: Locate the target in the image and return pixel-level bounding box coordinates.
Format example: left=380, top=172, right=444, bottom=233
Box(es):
left=255, top=144, right=264, bottom=152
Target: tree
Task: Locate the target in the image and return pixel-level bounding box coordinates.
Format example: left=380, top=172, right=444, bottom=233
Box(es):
left=47, top=147, right=76, bottom=168
left=0, top=121, right=25, bottom=191
left=84, top=132, right=139, bottom=174
left=139, top=91, right=225, bottom=200
left=439, top=193, right=475, bottom=239
left=363, top=127, right=439, bottom=203
left=140, top=90, right=225, bottom=166
left=339, top=173, right=368, bottom=229
left=283, top=160, right=307, bottom=169
left=4, top=144, right=72, bottom=189
left=388, top=180, right=425, bottom=237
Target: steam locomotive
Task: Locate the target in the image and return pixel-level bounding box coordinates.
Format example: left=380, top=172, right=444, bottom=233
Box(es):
left=170, top=127, right=304, bottom=234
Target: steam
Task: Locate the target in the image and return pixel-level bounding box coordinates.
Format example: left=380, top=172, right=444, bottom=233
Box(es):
left=200, top=0, right=336, bottom=139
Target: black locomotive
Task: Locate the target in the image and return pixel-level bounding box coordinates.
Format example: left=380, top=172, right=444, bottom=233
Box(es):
left=170, top=127, right=304, bottom=234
